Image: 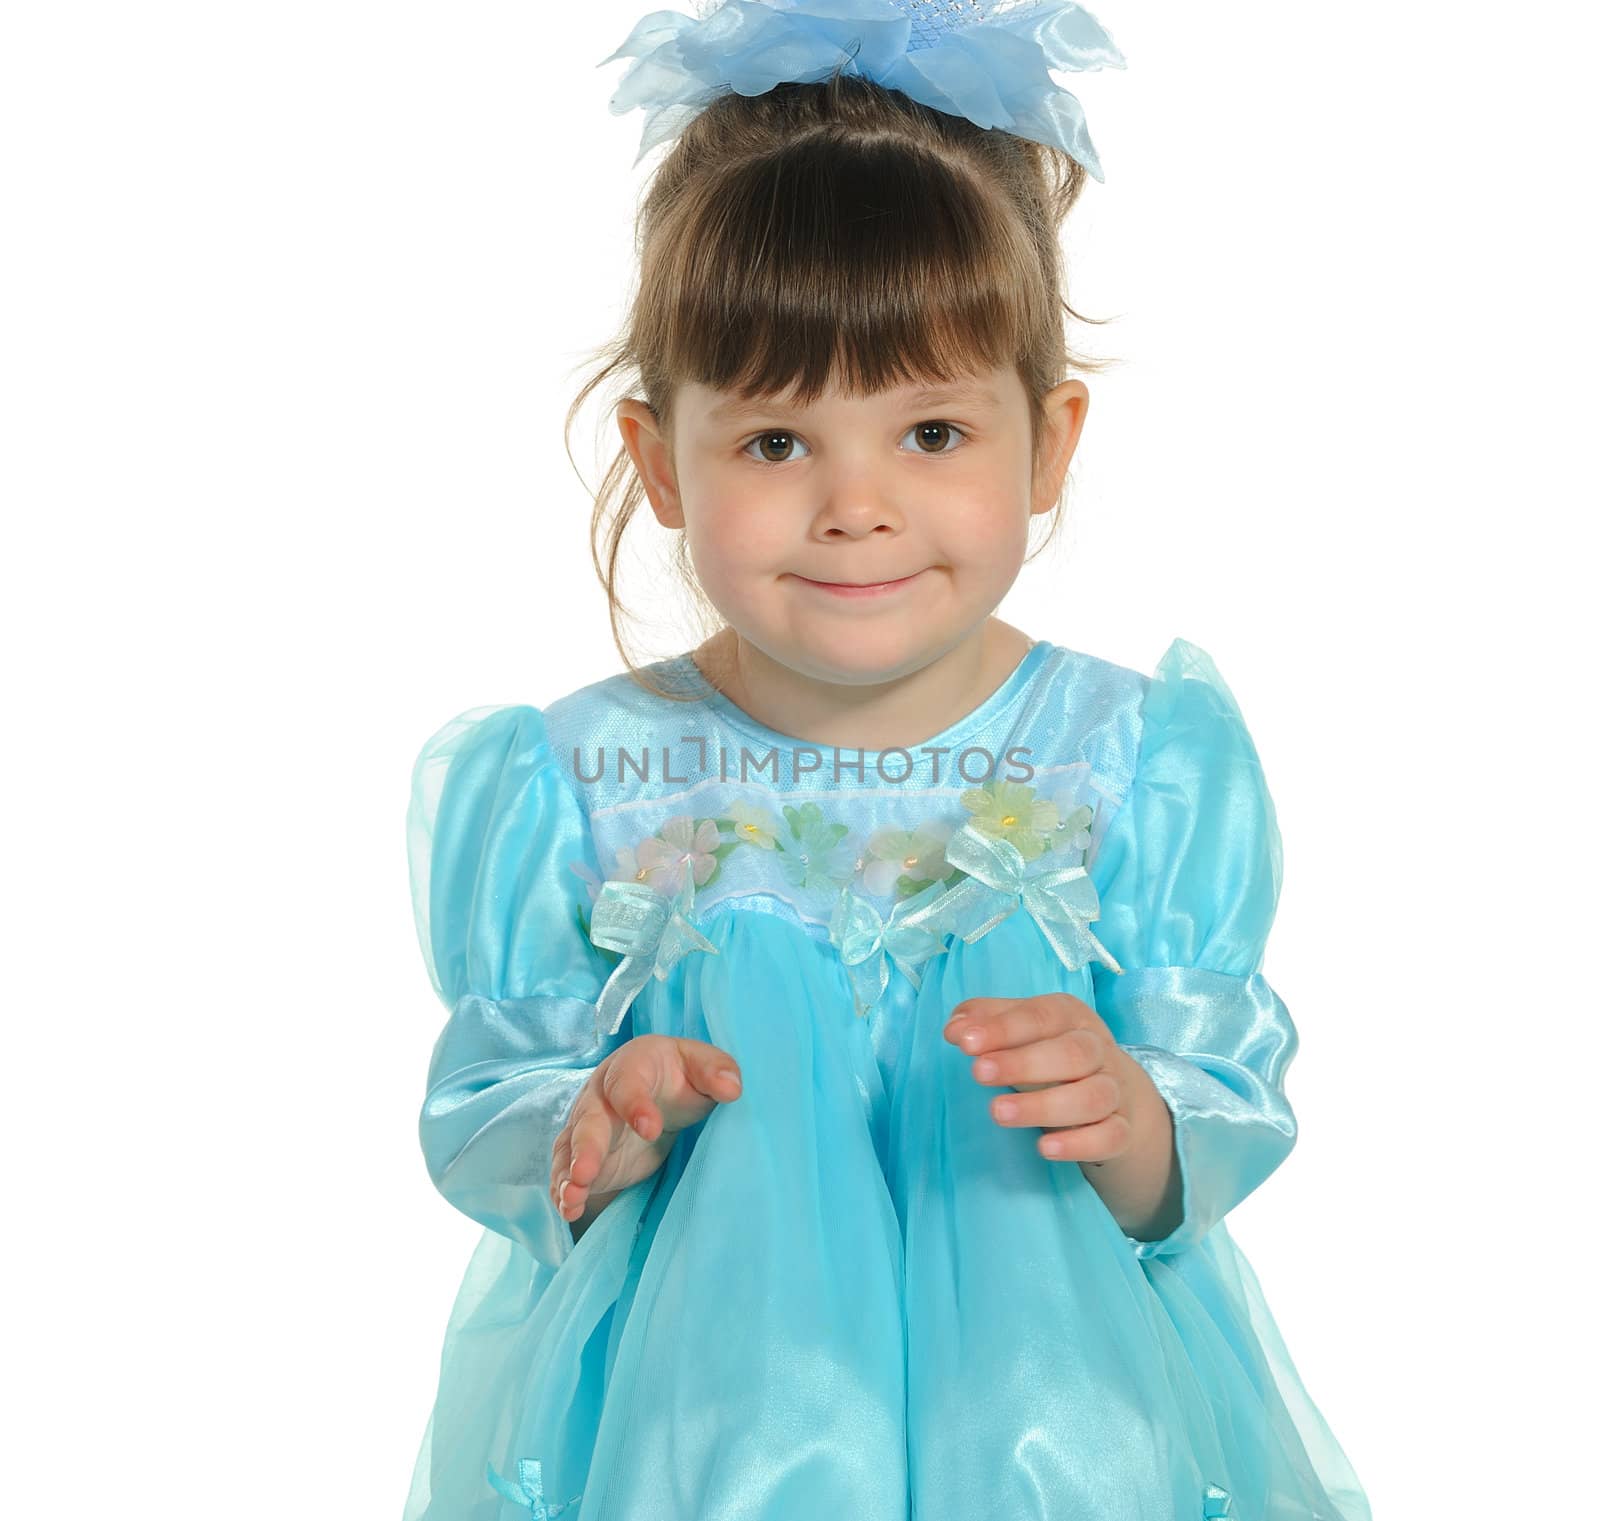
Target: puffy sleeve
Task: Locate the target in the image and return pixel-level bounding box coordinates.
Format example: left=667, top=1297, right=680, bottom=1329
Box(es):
left=407, top=702, right=627, bottom=1269
left=1087, top=638, right=1299, bottom=1259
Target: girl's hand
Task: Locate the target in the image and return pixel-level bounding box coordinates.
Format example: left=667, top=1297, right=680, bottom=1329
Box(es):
left=549, top=1034, right=744, bottom=1226
left=943, top=993, right=1136, bottom=1165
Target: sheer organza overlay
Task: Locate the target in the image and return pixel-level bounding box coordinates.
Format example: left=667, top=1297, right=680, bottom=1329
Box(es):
left=402, top=638, right=1370, bottom=1520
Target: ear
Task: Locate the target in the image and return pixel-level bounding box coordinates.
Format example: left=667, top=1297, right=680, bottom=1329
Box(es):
left=1031, top=380, right=1089, bottom=516
left=616, top=399, right=684, bottom=530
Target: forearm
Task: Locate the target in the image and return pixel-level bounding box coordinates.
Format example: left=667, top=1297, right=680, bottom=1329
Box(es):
left=420, top=994, right=610, bottom=1267
left=1080, top=1045, right=1183, bottom=1244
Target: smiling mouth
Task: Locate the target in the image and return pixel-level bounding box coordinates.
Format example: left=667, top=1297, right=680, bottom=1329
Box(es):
left=795, top=570, right=924, bottom=589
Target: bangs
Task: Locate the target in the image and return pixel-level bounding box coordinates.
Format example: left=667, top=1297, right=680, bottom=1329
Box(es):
left=575, top=72, right=1105, bottom=687
left=642, top=129, right=1046, bottom=409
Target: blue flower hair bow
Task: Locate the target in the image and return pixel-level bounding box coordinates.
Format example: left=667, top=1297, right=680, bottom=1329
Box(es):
left=599, top=0, right=1126, bottom=179
left=587, top=873, right=720, bottom=1037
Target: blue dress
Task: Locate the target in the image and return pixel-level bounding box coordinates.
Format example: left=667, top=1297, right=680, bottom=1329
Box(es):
left=402, top=636, right=1371, bottom=1521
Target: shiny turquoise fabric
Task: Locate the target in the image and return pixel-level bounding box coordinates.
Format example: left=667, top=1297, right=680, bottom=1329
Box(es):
left=403, top=637, right=1370, bottom=1520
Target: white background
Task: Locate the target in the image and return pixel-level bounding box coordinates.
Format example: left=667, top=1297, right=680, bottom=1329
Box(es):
left=5, top=1, right=1594, bottom=1513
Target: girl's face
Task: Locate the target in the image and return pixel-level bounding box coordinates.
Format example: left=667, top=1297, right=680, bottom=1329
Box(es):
left=618, top=363, right=1088, bottom=689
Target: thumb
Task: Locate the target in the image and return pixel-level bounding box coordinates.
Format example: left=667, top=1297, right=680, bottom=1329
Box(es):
left=677, top=1038, right=743, bottom=1102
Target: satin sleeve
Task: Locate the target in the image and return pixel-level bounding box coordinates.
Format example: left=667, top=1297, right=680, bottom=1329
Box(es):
left=1087, top=639, right=1299, bottom=1259
left=406, top=702, right=628, bottom=1270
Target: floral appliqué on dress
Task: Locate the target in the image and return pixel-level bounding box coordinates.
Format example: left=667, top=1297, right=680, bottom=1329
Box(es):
left=570, top=778, right=1122, bottom=1034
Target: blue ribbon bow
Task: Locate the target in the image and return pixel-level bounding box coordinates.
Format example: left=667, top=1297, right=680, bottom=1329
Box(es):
left=827, top=878, right=953, bottom=1017
left=485, top=1457, right=582, bottom=1517
left=920, top=818, right=1123, bottom=974
left=599, top=0, right=1126, bottom=179
left=588, top=873, right=720, bottom=1036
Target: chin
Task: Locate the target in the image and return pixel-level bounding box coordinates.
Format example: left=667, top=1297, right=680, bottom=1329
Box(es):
left=782, top=633, right=941, bottom=684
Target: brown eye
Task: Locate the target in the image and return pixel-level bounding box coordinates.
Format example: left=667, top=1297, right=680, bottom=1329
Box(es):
left=744, top=431, right=808, bottom=464
left=904, top=421, right=967, bottom=454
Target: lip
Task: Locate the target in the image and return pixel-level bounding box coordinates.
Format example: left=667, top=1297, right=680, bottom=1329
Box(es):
left=792, top=569, right=926, bottom=598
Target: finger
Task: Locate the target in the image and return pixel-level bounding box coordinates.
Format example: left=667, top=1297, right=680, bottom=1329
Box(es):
left=553, top=1143, right=596, bottom=1220
left=943, top=997, right=1015, bottom=1049
left=550, top=1131, right=573, bottom=1207
left=567, top=1092, right=621, bottom=1193
left=969, top=1028, right=1104, bottom=1089
left=680, top=1041, right=743, bottom=1102
left=987, top=1070, right=1121, bottom=1132
left=946, top=993, right=1084, bottom=1052
left=1038, top=1111, right=1133, bottom=1162
left=557, top=1171, right=585, bottom=1221
left=602, top=1057, right=666, bottom=1143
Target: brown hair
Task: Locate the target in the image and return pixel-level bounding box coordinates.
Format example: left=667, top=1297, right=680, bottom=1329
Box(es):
left=562, top=68, right=1121, bottom=699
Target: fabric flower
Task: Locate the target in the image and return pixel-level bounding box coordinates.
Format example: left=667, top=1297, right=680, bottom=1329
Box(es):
left=775, top=802, right=857, bottom=891
left=602, top=842, right=649, bottom=886
left=860, top=819, right=956, bottom=897
left=725, top=797, right=782, bottom=850
left=568, top=858, right=605, bottom=903
left=635, top=814, right=724, bottom=895
left=1049, top=799, right=1095, bottom=854
left=959, top=779, right=1059, bottom=861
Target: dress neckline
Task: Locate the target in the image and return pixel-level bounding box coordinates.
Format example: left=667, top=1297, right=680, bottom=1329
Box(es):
left=663, top=638, right=1054, bottom=762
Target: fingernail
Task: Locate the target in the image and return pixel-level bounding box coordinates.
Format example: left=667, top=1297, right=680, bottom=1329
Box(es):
left=557, top=1178, right=569, bottom=1212
left=716, top=1068, right=739, bottom=1085
left=961, top=1030, right=983, bottom=1051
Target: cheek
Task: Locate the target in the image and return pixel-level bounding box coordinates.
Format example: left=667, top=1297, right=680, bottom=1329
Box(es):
left=936, top=489, right=1032, bottom=564
left=683, top=494, right=786, bottom=590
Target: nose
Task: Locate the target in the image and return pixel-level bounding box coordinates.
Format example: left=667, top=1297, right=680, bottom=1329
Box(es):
left=812, top=474, right=906, bottom=539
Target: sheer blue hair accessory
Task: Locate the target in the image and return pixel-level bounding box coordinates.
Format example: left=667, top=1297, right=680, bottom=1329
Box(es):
left=598, top=0, right=1126, bottom=181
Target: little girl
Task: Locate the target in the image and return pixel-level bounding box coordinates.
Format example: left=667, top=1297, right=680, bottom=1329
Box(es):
left=403, top=3, right=1371, bottom=1517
